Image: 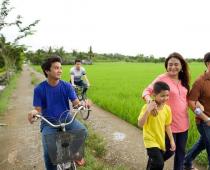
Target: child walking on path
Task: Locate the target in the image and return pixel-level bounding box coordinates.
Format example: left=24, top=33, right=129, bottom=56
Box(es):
left=138, top=81, right=176, bottom=170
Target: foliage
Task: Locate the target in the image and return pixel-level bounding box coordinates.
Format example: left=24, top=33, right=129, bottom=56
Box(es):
left=0, top=72, right=20, bottom=114
left=0, top=0, right=39, bottom=82
left=28, top=47, right=204, bottom=65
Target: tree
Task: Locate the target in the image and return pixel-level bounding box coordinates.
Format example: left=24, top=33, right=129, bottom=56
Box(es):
left=47, top=46, right=53, bottom=56
left=88, top=46, right=94, bottom=60
left=72, top=49, right=78, bottom=58
left=55, top=47, right=65, bottom=57
left=0, top=0, right=39, bottom=81
left=0, top=35, right=25, bottom=79
left=0, top=0, right=40, bottom=42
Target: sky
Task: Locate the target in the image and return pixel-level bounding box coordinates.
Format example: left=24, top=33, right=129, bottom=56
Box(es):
left=2, top=0, right=210, bottom=58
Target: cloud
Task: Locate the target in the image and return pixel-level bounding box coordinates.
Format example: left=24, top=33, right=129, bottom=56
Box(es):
left=3, top=0, right=210, bottom=58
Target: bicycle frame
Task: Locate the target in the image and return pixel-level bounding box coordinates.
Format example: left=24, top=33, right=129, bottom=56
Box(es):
left=74, top=86, right=87, bottom=101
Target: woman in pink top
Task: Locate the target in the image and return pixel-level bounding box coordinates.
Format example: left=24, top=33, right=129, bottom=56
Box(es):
left=142, top=52, right=190, bottom=170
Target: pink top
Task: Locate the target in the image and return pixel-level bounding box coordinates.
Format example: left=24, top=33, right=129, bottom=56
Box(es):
left=142, top=73, right=189, bottom=133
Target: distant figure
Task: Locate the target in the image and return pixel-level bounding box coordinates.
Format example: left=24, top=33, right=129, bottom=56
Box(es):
left=184, top=52, right=210, bottom=170
left=138, top=81, right=176, bottom=170
left=142, top=52, right=190, bottom=170
left=70, top=59, right=90, bottom=98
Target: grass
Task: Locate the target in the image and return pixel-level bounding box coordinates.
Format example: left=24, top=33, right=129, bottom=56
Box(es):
left=30, top=72, right=41, bottom=85
left=0, top=73, right=20, bottom=115
left=34, top=62, right=208, bottom=166
left=79, top=124, right=127, bottom=170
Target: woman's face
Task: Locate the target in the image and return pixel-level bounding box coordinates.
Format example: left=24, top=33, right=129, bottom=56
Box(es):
left=166, top=57, right=182, bottom=77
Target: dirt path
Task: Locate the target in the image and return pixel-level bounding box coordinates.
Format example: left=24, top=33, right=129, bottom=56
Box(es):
left=0, top=65, right=206, bottom=170
left=0, top=65, right=44, bottom=169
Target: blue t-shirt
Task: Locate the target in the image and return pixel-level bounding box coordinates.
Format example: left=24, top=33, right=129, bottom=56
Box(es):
left=33, top=80, right=77, bottom=122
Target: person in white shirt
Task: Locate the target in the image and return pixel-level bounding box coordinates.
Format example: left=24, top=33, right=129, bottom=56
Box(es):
left=70, top=59, right=90, bottom=98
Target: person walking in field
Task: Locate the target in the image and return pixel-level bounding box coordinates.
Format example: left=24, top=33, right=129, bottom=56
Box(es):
left=184, top=52, right=210, bottom=170
left=138, top=81, right=176, bottom=170
left=70, top=59, right=90, bottom=98
left=28, top=56, right=89, bottom=170
left=142, top=52, right=190, bottom=170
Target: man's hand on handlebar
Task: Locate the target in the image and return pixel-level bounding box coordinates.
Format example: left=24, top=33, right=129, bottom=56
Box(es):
left=28, top=109, right=39, bottom=124
left=72, top=83, right=76, bottom=88
left=73, top=99, right=91, bottom=109
left=84, top=99, right=91, bottom=108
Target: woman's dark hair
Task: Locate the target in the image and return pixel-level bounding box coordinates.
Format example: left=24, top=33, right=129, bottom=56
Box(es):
left=153, top=81, right=170, bottom=94
left=75, top=59, right=81, bottom=64
left=164, top=52, right=190, bottom=92
left=41, top=55, right=62, bottom=77
left=204, top=52, right=210, bottom=66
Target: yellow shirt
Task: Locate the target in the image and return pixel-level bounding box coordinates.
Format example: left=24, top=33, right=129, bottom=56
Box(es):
left=138, top=104, right=172, bottom=151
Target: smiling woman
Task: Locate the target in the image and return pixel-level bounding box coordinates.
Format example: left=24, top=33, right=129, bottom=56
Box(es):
left=142, top=52, right=190, bottom=170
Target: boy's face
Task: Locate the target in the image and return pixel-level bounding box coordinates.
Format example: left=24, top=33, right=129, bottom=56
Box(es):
left=75, top=62, right=81, bottom=70
left=46, top=62, right=62, bottom=80
left=154, top=90, right=169, bottom=105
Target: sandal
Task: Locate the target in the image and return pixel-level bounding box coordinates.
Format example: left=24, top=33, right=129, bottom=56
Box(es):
left=75, top=158, right=85, bottom=166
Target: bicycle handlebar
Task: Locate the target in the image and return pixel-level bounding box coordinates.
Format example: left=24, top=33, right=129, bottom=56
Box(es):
left=34, top=105, right=85, bottom=128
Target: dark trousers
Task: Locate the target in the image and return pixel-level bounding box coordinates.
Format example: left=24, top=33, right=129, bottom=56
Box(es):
left=147, top=147, right=165, bottom=170
left=184, top=122, right=210, bottom=169
left=164, top=130, right=188, bottom=170
left=74, top=80, right=88, bottom=98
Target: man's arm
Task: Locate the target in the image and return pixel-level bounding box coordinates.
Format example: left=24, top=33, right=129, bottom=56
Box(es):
left=83, top=75, right=90, bottom=86
left=72, top=98, right=80, bottom=107
left=71, top=75, right=75, bottom=86
left=188, top=100, right=210, bottom=124
left=187, top=76, right=210, bottom=123
left=72, top=98, right=91, bottom=109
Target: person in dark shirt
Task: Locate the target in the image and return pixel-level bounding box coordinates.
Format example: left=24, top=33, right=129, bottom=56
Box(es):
left=184, top=52, right=210, bottom=170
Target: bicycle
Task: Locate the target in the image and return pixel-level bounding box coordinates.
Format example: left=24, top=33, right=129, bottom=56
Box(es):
left=34, top=105, right=90, bottom=170
left=74, top=85, right=87, bottom=101
left=74, top=85, right=90, bottom=120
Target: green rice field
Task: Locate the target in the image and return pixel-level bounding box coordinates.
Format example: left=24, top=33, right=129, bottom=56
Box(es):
left=34, top=62, right=208, bottom=165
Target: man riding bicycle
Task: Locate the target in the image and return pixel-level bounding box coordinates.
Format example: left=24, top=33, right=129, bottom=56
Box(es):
left=28, top=56, right=89, bottom=170
left=70, top=59, right=90, bottom=98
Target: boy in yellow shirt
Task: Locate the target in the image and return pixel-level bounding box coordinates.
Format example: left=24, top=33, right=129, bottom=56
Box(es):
left=138, top=81, right=176, bottom=170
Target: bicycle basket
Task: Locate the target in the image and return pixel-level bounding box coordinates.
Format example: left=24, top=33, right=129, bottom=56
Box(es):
left=44, top=129, right=86, bottom=165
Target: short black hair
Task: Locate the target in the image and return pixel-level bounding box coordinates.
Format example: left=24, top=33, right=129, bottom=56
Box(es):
left=153, top=81, right=170, bottom=94
left=204, top=52, right=210, bottom=66
left=41, top=55, right=62, bottom=77
left=75, top=59, right=81, bottom=64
